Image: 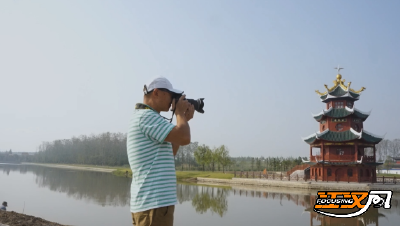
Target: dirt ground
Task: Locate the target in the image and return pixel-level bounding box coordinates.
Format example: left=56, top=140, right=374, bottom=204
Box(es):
left=0, top=211, right=68, bottom=226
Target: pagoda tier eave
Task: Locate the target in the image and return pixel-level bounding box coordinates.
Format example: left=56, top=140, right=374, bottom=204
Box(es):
left=319, top=91, right=360, bottom=102
left=312, top=106, right=371, bottom=122
left=321, top=96, right=360, bottom=103
left=302, top=128, right=384, bottom=145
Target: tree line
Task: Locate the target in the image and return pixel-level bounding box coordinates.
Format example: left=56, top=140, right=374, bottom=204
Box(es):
left=1, top=132, right=308, bottom=172
left=31, top=132, right=128, bottom=166
left=12, top=133, right=400, bottom=172
left=193, top=144, right=233, bottom=172
left=231, top=156, right=305, bottom=172
left=376, top=139, right=400, bottom=171
left=0, top=149, right=21, bottom=163
left=376, top=139, right=400, bottom=161
left=172, top=143, right=306, bottom=172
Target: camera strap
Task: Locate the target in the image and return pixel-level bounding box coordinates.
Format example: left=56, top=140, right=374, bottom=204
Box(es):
left=135, top=103, right=174, bottom=123
left=135, top=103, right=152, bottom=110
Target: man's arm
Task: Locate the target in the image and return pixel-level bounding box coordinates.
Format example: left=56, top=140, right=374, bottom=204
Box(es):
left=164, top=96, right=194, bottom=145
left=172, top=143, right=180, bottom=156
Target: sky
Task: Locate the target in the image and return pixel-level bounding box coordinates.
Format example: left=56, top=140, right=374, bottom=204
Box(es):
left=1, top=0, right=400, bottom=158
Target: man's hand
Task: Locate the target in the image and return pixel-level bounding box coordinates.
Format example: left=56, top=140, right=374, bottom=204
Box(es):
left=170, top=95, right=194, bottom=121
left=185, top=104, right=194, bottom=121
left=172, top=95, right=190, bottom=116
left=164, top=95, right=191, bottom=145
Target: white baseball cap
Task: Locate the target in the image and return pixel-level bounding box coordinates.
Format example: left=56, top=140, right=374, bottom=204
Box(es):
left=144, top=77, right=183, bottom=94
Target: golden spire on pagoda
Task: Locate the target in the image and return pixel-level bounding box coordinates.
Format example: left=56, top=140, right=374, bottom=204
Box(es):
left=315, top=66, right=366, bottom=95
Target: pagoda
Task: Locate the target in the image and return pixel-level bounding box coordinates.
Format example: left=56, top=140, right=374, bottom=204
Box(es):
left=302, top=68, right=384, bottom=182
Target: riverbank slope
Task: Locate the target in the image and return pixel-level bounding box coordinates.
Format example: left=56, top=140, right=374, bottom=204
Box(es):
left=0, top=211, right=69, bottom=226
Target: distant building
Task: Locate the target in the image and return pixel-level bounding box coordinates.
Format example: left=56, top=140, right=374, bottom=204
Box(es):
left=393, top=157, right=400, bottom=164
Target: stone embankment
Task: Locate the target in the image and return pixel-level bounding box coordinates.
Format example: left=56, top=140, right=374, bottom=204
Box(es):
left=196, top=177, right=400, bottom=193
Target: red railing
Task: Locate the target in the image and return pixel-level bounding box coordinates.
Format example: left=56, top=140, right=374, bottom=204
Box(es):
left=233, top=170, right=310, bottom=181
left=376, top=176, right=399, bottom=184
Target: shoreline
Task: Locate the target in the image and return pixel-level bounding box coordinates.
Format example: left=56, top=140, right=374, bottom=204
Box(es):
left=14, top=163, right=400, bottom=193
left=20, top=162, right=116, bottom=173
left=196, top=177, right=400, bottom=193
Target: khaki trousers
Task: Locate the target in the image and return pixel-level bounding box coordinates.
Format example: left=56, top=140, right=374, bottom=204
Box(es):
left=131, top=205, right=175, bottom=226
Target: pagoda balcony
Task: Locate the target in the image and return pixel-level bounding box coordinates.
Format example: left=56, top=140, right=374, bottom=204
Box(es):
left=310, top=155, right=320, bottom=162
left=363, top=155, right=376, bottom=162
left=310, top=155, right=375, bottom=163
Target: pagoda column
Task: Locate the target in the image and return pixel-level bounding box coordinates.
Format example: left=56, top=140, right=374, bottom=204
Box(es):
left=355, top=143, right=360, bottom=182
left=321, top=142, right=324, bottom=181
left=373, top=146, right=377, bottom=182
left=355, top=143, right=358, bottom=162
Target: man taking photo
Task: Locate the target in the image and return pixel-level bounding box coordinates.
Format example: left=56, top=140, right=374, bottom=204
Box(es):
left=127, top=77, right=194, bottom=226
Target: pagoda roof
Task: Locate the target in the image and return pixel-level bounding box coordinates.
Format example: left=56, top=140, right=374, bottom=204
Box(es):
left=315, top=74, right=366, bottom=102
left=312, top=106, right=370, bottom=121
left=302, top=128, right=384, bottom=144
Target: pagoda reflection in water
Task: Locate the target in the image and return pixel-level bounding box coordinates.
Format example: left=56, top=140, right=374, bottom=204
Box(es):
left=232, top=188, right=399, bottom=226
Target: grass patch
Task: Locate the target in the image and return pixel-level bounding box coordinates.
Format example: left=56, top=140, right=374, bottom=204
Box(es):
left=178, top=180, right=232, bottom=189
left=112, top=168, right=132, bottom=177
left=28, top=164, right=236, bottom=181
left=176, top=171, right=234, bottom=180
left=112, top=169, right=234, bottom=180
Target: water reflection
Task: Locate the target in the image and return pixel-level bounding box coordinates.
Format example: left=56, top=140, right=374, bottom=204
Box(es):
left=1, top=164, right=131, bottom=207
left=1, top=164, right=231, bottom=216
left=305, top=207, right=386, bottom=226
left=229, top=186, right=400, bottom=226
left=2, top=164, right=399, bottom=225
left=177, top=183, right=230, bottom=217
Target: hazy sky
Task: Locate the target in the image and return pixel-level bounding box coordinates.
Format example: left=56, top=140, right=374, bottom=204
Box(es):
left=1, top=1, right=399, bottom=158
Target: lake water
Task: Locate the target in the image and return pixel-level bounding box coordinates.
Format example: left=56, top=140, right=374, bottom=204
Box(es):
left=1, top=164, right=399, bottom=226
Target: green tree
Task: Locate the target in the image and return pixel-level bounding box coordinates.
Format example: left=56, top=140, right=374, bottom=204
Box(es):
left=257, top=157, right=262, bottom=171
left=209, top=147, right=220, bottom=172
left=217, top=145, right=231, bottom=173
left=204, top=147, right=213, bottom=171
left=194, top=144, right=209, bottom=171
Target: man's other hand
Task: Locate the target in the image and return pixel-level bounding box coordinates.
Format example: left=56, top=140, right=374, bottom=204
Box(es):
left=174, top=95, right=190, bottom=116
left=185, top=104, right=194, bottom=121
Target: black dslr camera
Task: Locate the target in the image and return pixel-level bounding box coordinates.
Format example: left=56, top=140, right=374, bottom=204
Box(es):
left=173, top=94, right=205, bottom=114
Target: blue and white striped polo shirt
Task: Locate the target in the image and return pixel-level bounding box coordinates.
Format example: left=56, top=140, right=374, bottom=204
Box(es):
left=127, top=104, right=177, bottom=213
